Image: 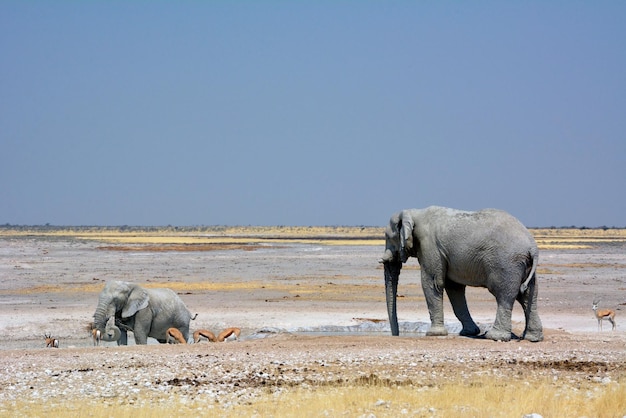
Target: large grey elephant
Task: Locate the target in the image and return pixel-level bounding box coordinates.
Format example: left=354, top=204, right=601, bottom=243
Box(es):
left=93, top=281, right=196, bottom=345
left=381, top=206, right=543, bottom=342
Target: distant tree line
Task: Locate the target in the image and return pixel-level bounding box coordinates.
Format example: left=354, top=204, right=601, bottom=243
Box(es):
left=533, top=225, right=621, bottom=231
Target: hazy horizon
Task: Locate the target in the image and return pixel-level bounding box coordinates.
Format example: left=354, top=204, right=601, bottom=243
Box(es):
left=2, top=222, right=624, bottom=229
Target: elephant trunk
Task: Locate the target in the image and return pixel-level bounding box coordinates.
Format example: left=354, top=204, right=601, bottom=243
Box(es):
left=384, top=261, right=402, bottom=336
left=101, top=324, right=121, bottom=342
left=93, top=296, right=116, bottom=330
left=93, top=306, right=109, bottom=330
left=93, top=299, right=121, bottom=342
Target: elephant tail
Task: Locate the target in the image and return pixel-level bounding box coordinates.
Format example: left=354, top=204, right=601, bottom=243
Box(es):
left=520, top=250, right=538, bottom=293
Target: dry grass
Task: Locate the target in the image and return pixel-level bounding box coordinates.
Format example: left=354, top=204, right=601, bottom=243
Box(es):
left=3, top=226, right=626, bottom=251
left=0, top=226, right=384, bottom=247
left=0, top=280, right=284, bottom=296
left=532, top=228, right=626, bottom=249
left=0, top=279, right=393, bottom=304
left=242, top=377, right=626, bottom=418
left=3, top=376, right=625, bottom=417
left=3, top=226, right=626, bottom=250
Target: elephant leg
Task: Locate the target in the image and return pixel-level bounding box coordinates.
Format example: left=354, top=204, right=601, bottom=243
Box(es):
left=421, top=271, right=447, bottom=336
left=118, top=329, right=128, bottom=346
left=516, top=275, right=543, bottom=342
left=133, top=329, right=149, bottom=345
left=483, top=270, right=522, bottom=341
left=485, top=282, right=516, bottom=341
left=132, top=310, right=151, bottom=344
left=486, top=300, right=514, bottom=341
left=445, top=281, right=480, bottom=336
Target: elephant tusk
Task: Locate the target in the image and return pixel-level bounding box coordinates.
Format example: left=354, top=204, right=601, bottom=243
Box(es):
left=380, top=249, right=394, bottom=263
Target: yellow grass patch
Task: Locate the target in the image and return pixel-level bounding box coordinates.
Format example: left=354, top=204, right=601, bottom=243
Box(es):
left=533, top=228, right=626, bottom=250
left=2, top=226, right=625, bottom=250
left=0, top=280, right=392, bottom=304
left=241, top=377, right=626, bottom=418
left=4, top=376, right=624, bottom=418
left=537, top=243, right=593, bottom=249
left=0, top=280, right=278, bottom=296
left=1, top=283, right=104, bottom=295
left=0, top=226, right=384, bottom=247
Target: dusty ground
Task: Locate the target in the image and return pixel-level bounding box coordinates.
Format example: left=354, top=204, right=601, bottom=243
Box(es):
left=0, top=229, right=625, bottom=414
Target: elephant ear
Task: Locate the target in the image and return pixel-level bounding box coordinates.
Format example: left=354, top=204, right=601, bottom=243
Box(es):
left=386, top=212, right=402, bottom=239
left=121, top=286, right=150, bottom=318
left=400, top=210, right=415, bottom=251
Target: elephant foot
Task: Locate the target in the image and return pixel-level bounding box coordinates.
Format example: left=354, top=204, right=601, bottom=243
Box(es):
left=459, top=324, right=481, bottom=337
left=485, top=328, right=512, bottom=342
left=523, top=330, right=544, bottom=342
left=426, top=325, right=448, bottom=337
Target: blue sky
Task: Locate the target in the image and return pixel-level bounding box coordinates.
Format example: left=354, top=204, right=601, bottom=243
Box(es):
left=1, top=2, right=625, bottom=227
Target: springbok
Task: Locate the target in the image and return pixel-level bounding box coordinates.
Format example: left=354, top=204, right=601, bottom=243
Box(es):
left=44, top=334, right=59, bottom=348
left=592, top=300, right=616, bottom=331
left=193, top=329, right=217, bottom=343
left=217, top=327, right=241, bottom=342
left=166, top=327, right=188, bottom=344
left=92, top=328, right=101, bottom=346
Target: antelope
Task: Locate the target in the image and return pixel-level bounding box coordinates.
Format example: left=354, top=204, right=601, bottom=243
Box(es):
left=592, top=301, right=616, bottom=331
left=217, top=327, right=241, bottom=342
left=193, top=329, right=217, bottom=343
left=166, top=327, right=188, bottom=344
left=44, top=334, right=59, bottom=348
left=92, top=328, right=101, bottom=346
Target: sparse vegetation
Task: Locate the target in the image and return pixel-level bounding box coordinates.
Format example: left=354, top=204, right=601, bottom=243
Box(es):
left=2, top=225, right=626, bottom=250
left=241, top=377, right=626, bottom=418
left=3, top=375, right=625, bottom=417
left=0, top=225, right=384, bottom=247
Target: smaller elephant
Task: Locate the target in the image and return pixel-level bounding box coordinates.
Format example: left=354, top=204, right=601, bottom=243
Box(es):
left=92, top=281, right=196, bottom=345
left=382, top=206, right=543, bottom=342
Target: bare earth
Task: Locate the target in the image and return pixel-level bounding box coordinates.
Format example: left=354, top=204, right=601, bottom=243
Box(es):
left=0, top=230, right=625, bottom=414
